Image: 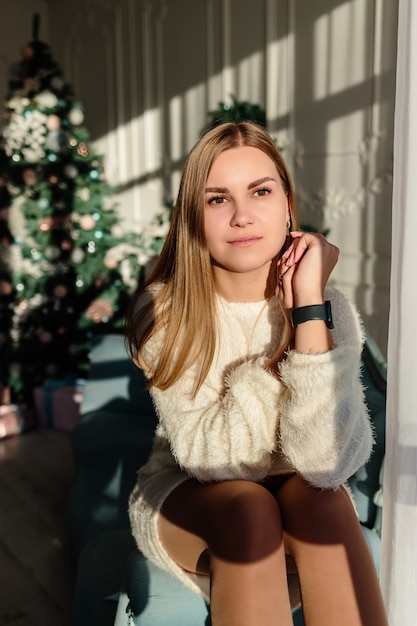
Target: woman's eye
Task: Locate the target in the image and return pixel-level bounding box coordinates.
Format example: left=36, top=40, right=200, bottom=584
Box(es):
left=254, top=188, right=271, bottom=197
left=208, top=196, right=226, bottom=205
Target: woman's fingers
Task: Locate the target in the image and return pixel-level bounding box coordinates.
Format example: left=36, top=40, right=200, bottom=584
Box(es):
left=278, top=232, right=339, bottom=306
left=277, top=260, right=296, bottom=309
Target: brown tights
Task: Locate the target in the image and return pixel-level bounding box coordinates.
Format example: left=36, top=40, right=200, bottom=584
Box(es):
left=158, top=475, right=388, bottom=626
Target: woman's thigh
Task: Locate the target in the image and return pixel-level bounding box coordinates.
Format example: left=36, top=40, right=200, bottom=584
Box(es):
left=158, top=478, right=284, bottom=575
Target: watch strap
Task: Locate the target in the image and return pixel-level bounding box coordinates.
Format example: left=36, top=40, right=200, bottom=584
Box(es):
left=291, top=300, right=333, bottom=329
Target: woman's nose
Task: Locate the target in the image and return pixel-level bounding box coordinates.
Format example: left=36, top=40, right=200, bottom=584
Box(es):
left=230, top=200, right=253, bottom=227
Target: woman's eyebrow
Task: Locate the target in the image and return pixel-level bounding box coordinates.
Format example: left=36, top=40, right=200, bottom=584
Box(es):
left=247, top=176, right=277, bottom=190
left=205, top=186, right=229, bottom=193
left=205, top=177, right=277, bottom=194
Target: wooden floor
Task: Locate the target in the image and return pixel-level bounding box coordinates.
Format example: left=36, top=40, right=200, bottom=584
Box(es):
left=0, top=428, right=76, bottom=626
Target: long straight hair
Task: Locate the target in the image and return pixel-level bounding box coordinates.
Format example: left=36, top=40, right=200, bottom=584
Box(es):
left=125, top=121, right=299, bottom=394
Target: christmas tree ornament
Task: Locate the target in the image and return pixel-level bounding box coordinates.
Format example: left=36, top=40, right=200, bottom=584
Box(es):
left=71, top=249, right=85, bottom=264
left=60, top=238, right=71, bottom=249
left=53, top=285, right=68, bottom=298
left=85, top=297, right=113, bottom=323
left=104, top=254, right=118, bottom=269
left=79, top=214, right=95, bottom=230
left=38, top=215, right=65, bottom=231
left=50, top=76, right=64, bottom=91
left=64, top=164, right=78, bottom=179
left=76, top=187, right=90, bottom=201
left=37, top=197, right=49, bottom=209
left=30, top=248, right=41, bottom=261
left=68, top=106, right=84, bottom=126
left=46, top=114, right=61, bottom=131
left=22, top=168, right=37, bottom=185
left=39, top=217, right=52, bottom=231
left=39, top=330, right=53, bottom=343
left=44, top=245, right=60, bottom=260
left=77, top=143, right=89, bottom=157
left=0, top=280, right=13, bottom=296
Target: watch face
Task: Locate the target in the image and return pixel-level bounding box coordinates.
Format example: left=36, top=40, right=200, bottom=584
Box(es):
left=325, top=300, right=334, bottom=329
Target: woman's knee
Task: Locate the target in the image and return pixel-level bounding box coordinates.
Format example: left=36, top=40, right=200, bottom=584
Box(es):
left=160, top=479, right=284, bottom=565
left=207, top=481, right=284, bottom=562
left=277, top=476, right=358, bottom=543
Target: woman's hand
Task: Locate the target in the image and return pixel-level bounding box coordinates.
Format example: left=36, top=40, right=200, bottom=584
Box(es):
left=276, top=231, right=339, bottom=309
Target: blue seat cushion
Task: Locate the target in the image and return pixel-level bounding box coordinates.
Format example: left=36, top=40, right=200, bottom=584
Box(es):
left=117, top=551, right=212, bottom=626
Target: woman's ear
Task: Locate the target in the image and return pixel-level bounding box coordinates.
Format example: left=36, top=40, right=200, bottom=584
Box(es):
left=286, top=203, right=292, bottom=233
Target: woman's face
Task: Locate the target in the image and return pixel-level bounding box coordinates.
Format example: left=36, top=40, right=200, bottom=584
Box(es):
left=204, top=146, right=290, bottom=291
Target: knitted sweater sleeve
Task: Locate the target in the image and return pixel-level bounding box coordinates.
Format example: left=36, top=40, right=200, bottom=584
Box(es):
left=144, top=287, right=372, bottom=487
left=277, top=287, right=373, bottom=489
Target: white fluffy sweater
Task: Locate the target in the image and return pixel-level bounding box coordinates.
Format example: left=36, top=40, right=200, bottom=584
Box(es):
left=128, top=286, right=373, bottom=599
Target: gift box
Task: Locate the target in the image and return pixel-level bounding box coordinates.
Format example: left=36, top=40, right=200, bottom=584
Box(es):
left=34, top=377, right=85, bottom=431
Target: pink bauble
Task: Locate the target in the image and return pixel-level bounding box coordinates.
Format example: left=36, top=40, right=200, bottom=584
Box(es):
left=23, top=168, right=37, bottom=186
left=39, top=331, right=53, bottom=344
left=0, top=281, right=12, bottom=296
left=21, top=44, right=34, bottom=60
left=79, top=215, right=96, bottom=231
left=54, top=285, right=68, bottom=298
left=46, top=114, right=61, bottom=131
left=104, top=256, right=118, bottom=269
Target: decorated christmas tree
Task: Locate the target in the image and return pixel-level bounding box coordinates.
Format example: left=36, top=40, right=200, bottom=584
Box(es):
left=0, top=17, right=160, bottom=431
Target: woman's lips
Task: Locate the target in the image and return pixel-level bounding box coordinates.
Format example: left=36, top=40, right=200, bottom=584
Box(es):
left=229, top=236, right=262, bottom=247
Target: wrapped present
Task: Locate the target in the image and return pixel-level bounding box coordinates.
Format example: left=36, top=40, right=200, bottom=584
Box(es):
left=0, top=387, right=35, bottom=440
left=0, top=385, right=11, bottom=405
left=34, top=377, right=85, bottom=431
left=0, top=403, right=24, bottom=439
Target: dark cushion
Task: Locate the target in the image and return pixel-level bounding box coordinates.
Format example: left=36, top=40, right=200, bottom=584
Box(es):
left=73, top=529, right=136, bottom=626
left=348, top=336, right=386, bottom=528
left=67, top=409, right=155, bottom=553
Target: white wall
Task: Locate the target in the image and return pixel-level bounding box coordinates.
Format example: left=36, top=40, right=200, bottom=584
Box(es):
left=1, top=0, right=398, bottom=353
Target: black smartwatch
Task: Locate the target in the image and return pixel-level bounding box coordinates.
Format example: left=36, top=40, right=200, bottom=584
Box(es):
left=291, top=300, right=333, bottom=329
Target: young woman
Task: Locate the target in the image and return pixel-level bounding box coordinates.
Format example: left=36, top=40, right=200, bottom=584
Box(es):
left=126, top=121, right=387, bottom=626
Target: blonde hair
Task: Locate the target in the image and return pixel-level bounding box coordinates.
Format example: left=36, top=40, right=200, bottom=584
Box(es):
left=125, top=121, right=299, bottom=394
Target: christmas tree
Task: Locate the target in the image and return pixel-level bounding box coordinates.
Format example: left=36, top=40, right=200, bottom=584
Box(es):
left=204, top=95, right=267, bottom=133
left=0, top=17, right=153, bottom=430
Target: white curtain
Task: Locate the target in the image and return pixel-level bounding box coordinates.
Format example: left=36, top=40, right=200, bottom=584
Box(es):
left=380, top=0, right=417, bottom=622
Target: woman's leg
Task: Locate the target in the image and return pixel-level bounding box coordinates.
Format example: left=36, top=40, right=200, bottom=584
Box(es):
left=275, top=475, right=388, bottom=626
left=158, top=478, right=293, bottom=626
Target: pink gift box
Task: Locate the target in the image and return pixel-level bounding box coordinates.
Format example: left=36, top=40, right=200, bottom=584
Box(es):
left=34, top=379, right=85, bottom=431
